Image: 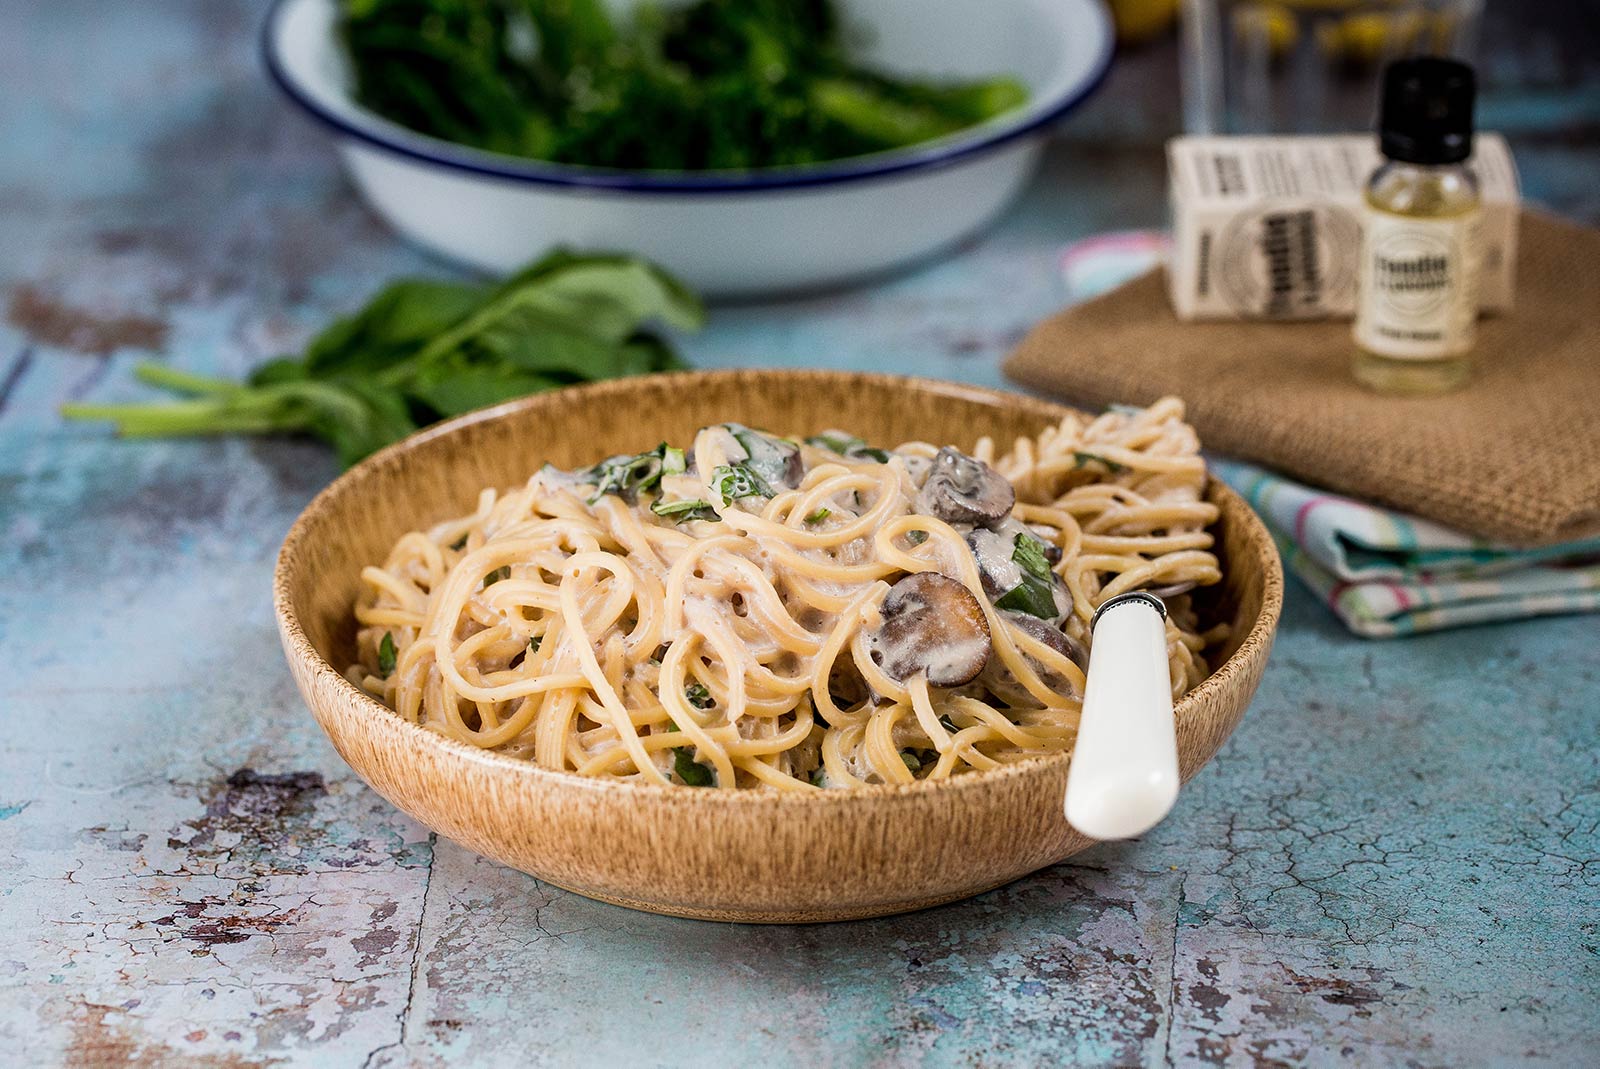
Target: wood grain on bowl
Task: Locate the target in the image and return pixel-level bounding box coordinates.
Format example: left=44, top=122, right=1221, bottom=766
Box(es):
left=273, top=370, right=1283, bottom=922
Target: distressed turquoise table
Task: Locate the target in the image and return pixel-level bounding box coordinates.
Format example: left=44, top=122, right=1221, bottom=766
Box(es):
left=3, top=2, right=1597, bottom=1065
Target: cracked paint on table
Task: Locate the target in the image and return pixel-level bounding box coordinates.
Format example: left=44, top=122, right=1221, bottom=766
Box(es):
left=2, top=1, right=1598, bottom=1065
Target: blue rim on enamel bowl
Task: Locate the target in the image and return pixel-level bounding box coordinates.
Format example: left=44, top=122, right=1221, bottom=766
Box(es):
left=260, top=0, right=1115, bottom=194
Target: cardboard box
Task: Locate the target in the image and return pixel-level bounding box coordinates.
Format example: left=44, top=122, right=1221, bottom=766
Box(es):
left=1166, top=134, right=1519, bottom=320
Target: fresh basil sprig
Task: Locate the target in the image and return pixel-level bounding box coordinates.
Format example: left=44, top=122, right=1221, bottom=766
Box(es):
left=62, top=251, right=703, bottom=467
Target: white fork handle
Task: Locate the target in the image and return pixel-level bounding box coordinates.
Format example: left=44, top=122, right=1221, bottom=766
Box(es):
left=1064, top=593, right=1180, bottom=840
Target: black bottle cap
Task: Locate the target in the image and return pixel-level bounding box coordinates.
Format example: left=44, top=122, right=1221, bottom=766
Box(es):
left=1378, top=57, right=1476, bottom=165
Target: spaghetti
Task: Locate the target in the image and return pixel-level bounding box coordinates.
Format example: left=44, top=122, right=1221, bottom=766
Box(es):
left=348, top=397, right=1224, bottom=790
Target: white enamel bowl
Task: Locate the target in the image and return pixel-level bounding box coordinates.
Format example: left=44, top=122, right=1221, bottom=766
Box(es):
left=262, top=0, right=1113, bottom=296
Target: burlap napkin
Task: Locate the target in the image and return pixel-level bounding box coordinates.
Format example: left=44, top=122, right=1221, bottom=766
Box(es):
left=1005, top=210, right=1600, bottom=547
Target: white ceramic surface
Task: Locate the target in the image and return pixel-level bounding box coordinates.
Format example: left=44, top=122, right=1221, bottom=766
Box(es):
left=263, top=0, right=1114, bottom=296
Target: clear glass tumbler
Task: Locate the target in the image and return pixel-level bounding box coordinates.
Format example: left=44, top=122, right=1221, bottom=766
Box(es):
left=1181, top=0, right=1483, bottom=134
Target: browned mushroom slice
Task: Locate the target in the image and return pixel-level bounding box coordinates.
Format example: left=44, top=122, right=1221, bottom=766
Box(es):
left=1003, top=611, right=1088, bottom=672
left=1147, top=580, right=1197, bottom=598
left=868, top=572, right=992, bottom=687
left=915, top=447, right=1015, bottom=526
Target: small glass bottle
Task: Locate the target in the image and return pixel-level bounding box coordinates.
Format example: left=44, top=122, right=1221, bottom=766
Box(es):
left=1353, top=57, right=1481, bottom=394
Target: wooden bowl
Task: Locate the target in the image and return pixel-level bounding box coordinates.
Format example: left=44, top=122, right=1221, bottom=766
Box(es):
left=274, top=370, right=1283, bottom=922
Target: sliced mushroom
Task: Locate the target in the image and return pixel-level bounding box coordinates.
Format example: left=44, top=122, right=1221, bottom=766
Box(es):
left=966, top=527, right=1025, bottom=600
left=898, top=453, right=932, bottom=486
left=1147, top=580, right=1197, bottom=599
left=976, top=612, right=1088, bottom=706
left=1003, top=612, right=1088, bottom=672
left=868, top=573, right=992, bottom=687
left=915, top=447, right=1015, bottom=527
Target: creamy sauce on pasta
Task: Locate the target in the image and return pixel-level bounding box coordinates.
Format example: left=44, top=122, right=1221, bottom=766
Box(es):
left=348, top=397, right=1224, bottom=790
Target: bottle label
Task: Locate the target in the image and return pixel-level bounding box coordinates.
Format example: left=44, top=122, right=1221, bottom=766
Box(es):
left=1355, top=210, right=1479, bottom=359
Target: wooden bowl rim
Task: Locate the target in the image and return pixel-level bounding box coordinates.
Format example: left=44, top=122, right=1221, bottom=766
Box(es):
left=273, top=368, right=1283, bottom=808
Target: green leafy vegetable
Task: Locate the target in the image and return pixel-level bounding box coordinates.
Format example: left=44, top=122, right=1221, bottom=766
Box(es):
left=727, top=424, right=800, bottom=488
left=674, top=748, right=714, bottom=787
left=806, top=432, right=853, bottom=452
left=61, top=251, right=702, bottom=467
left=377, top=632, right=397, bottom=677
left=529, top=635, right=542, bottom=653
left=804, top=507, right=831, bottom=525
left=483, top=565, right=511, bottom=587
left=994, top=533, right=1061, bottom=620
left=1073, top=451, right=1130, bottom=475
left=339, top=0, right=1028, bottom=172
left=810, top=767, right=827, bottom=787
left=712, top=463, right=774, bottom=504
left=906, top=529, right=928, bottom=546
left=806, top=431, right=890, bottom=464
left=685, top=682, right=714, bottom=710
left=651, top=498, right=720, bottom=523
left=583, top=442, right=682, bottom=504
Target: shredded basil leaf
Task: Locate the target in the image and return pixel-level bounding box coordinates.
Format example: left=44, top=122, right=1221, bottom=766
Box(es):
left=651, top=497, right=720, bottom=523
left=377, top=632, right=397, bottom=676
left=528, top=635, right=542, bottom=653
left=806, top=431, right=855, bottom=453
left=712, top=462, right=774, bottom=504
left=900, top=750, right=922, bottom=773
left=1012, top=532, right=1053, bottom=579
left=685, top=682, right=713, bottom=709
left=728, top=425, right=800, bottom=488
left=1073, top=450, right=1129, bottom=474
left=906, top=529, right=928, bottom=545
left=482, top=565, right=511, bottom=587
left=993, top=533, right=1059, bottom=619
left=806, top=432, right=890, bottom=463
left=584, top=441, right=679, bottom=504
left=810, top=767, right=826, bottom=787
left=804, top=507, right=831, bottom=525
left=674, top=749, right=714, bottom=787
